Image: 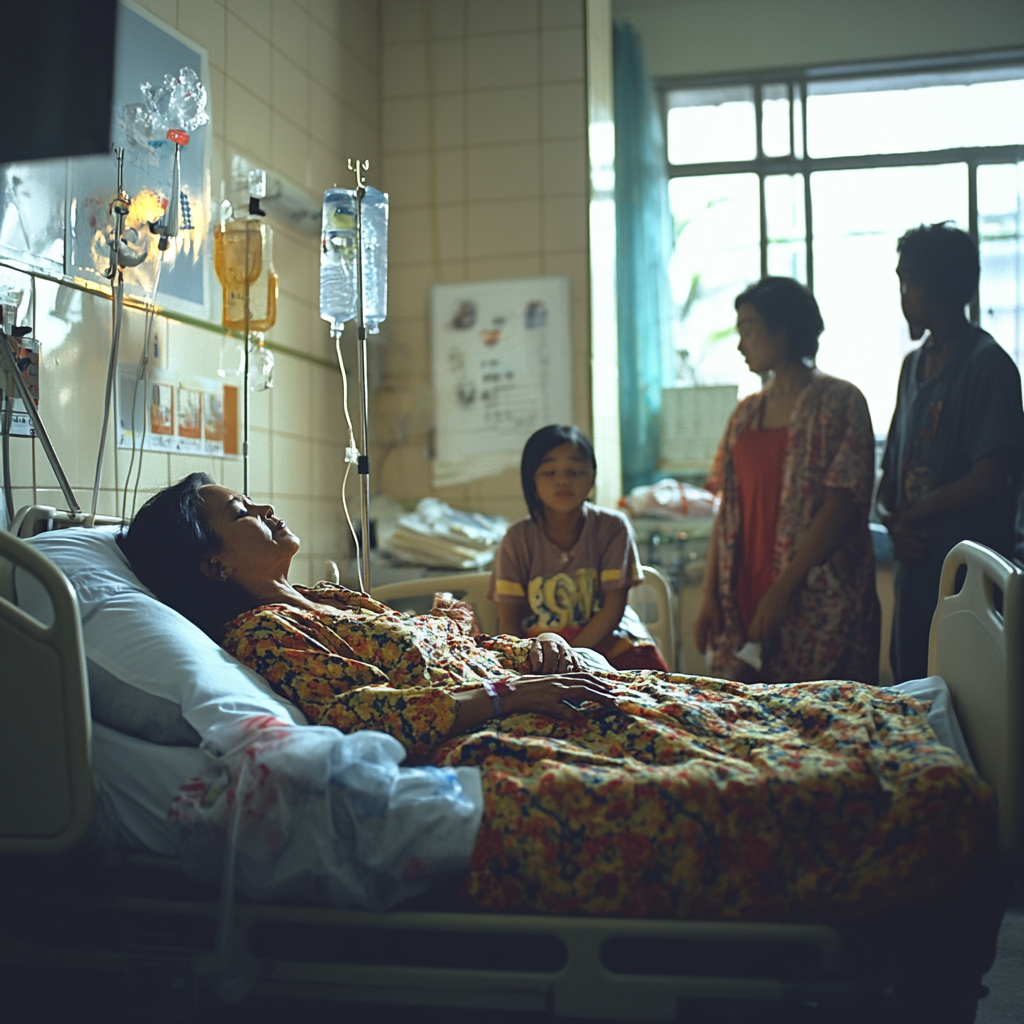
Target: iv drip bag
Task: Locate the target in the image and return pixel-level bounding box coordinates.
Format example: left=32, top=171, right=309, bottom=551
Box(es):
left=214, top=219, right=278, bottom=332
left=319, top=186, right=388, bottom=334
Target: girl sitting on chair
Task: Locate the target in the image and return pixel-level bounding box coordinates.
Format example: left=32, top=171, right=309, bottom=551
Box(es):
left=488, top=424, right=668, bottom=672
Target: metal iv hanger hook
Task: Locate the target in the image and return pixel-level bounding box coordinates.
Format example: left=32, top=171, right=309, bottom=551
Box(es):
left=347, top=158, right=369, bottom=191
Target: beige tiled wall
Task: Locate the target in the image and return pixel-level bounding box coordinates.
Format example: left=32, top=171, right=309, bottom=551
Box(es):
left=376, top=0, right=591, bottom=521
left=6, top=0, right=378, bottom=586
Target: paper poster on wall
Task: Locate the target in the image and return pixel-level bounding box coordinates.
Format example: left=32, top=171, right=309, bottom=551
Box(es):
left=118, top=366, right=234, bottom=456
left=431, top=276, right=572, bottom=488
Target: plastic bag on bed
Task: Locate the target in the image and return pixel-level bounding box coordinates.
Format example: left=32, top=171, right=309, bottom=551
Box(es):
left=170, top=716, right=483, bottom=910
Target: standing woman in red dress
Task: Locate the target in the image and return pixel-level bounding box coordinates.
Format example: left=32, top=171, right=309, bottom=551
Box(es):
left=694, top=277, right=881, bottom=684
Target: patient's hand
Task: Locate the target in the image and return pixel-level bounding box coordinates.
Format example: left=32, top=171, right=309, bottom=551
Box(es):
left=528, top=633, right=586, bottom=674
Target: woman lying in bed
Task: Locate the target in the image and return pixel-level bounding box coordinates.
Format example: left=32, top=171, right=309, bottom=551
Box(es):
left=119, top=473, right=992, bottom=923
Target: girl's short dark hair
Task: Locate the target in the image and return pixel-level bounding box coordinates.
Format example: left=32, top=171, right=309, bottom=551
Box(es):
left=897, top=222, right=980, bottom=309
left=734, top=277, right=824, bottom=363
left=117, top=472, right=256, bottom=639
left=520, top=424, right=596, bottom=518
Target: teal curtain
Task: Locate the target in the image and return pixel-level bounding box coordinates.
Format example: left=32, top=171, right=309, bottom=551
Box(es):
left=613, top=21, right=675, bottom=494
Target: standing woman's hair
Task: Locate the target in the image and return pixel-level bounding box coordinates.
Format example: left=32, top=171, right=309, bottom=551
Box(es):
left=735, top=277, right=824, bottom=363
left=117, top=472, right=256, bottom=639
left=520, top=424, right=597, bottom=519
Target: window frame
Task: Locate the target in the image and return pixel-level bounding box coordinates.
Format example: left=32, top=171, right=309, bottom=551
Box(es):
left=659, top=48, right=1024, bottom=323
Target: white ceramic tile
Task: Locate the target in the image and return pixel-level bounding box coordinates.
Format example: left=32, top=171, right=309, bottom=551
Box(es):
left=271, top=352, right=315, bottom=438
left=467, top=142, right=541, bottom=202
left=542, top=194, right=587, bottom=251
left=311, top=440, right=345, bottom=498
left=225, top=80, right=273, bottom=162
left=466, top=198, right=541, bottom=259
left=227, top=0, right=270, bottom=37
left=246, top=426, right=273, bottom=499
left=271, top=0, right=310, bottom=65
left=389, top=206, right=434, bottom=267
left=382, top=151, right=432, bottom=209
left=310, top=139, right=346, bottom=195
left=272, top=51, right=309, bottom=130
left=428, top=0, right=464, bottom=39
left=271, top=111, right=311, bottom=186
left=467, top=1, right=538, bottom=34
left=178, top=0, right=226, bottom=69
left=341, top=52, right=379, bottom=122
left=310, top=81, right=346, bottom=152
left=4, top=436, right=33, bottom=491
left=166, top=319, right=223, bottom=381
left=540, top=250, right=588, bottom=303
left=310, top=498, right=353, bottom=563
left=387, top=262, right=434, bottom=319
left=382, top=96, right=430, bottom=154
left=310, top=364, right=347, bottom=443
left=541, top=81, right=586, bottom=140
left=246, top=375, right=273, bottom=431
left=429, top=37, right=465, bottom=93
left=219, top=454, right=244, bottom=492
left=466, top=87, right=539, bottom=145
left=542, top=137, right=587, bottom=195
left=339, top=0, right=378, bottom=57
left=435, top=202, right=466, bottom=261
left=465, top=253, right=542, bottom=281
left=310, top=0, right=346, bottom=39
left=541, top=0, right=583, bottom=28
left=541, top=26, right=585, bottom=83
left=381, top=0, right=427, bottom=44
left=134, top=0, right=179, bottom=28
left=269, top=495, right=312, bottom=552
left=271, top=433, right=312, bottom=496
left=207, top=67, right=227, bottom=135
left=467, top=32, right=539, bottom=91
left=119, top=449, right=171, bottom=496
left=310, top=22, right=346, bottom=97
left=431, top=93, right=465, bottom=149
left=344, top=112, right=379, bottom=172
left=383, top=41, right=428, bottom=99
left=226, top=14, right=272, bottom=102
left=432, top=148, right=466, bottom=205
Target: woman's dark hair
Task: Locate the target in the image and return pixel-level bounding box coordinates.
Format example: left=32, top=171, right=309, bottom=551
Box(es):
left=897, top=221, right=979, bottom=309
left=520, top=424, right=596, bottom=519
left=117, top=472, right=256, bottom=639
left=734, top=277, right=824, bottom=363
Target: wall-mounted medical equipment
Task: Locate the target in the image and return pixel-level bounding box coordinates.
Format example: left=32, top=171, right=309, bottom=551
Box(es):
left=320, top=162, right=389, bottom=591
left=214, top=170, right=278, bottom=494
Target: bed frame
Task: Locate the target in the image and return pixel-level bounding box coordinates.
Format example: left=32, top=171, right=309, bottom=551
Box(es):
left=0, top=507, right=1020, bottom=1020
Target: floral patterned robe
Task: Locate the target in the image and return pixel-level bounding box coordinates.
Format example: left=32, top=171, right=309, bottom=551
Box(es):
left=219, top=584, right=989, bottom=921
left=707, top=372, right=881, bottom=684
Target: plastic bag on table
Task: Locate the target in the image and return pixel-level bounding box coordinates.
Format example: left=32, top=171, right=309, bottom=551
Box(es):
left=619, top=478, right=718, bottom=519
left=170, top=716, right=483, bottom=910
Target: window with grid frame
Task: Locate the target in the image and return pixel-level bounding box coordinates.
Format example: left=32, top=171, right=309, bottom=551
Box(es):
left=661, top=52, right=1024, bottom=440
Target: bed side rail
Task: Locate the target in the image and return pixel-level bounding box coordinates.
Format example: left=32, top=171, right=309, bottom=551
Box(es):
left=928, top=539, right=1023, bottom=867
left=0, top=526, right=93, bottom=853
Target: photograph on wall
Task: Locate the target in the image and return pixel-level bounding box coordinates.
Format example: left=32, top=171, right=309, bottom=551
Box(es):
left=430, top=276, right=572, bottom=488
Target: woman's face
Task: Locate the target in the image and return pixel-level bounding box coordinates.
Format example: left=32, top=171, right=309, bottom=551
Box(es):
left=198, top=485, right=299, bottom=588
left=736, top=303, right=789, bottom=374
left=534, top=442, right=595, bottom=516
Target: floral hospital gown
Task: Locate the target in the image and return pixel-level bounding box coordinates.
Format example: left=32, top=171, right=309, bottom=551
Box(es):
left=221, top=583, right=991, bottom=921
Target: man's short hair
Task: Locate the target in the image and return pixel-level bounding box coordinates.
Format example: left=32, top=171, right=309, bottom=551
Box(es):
left=896, top=222, right=979, bottom=309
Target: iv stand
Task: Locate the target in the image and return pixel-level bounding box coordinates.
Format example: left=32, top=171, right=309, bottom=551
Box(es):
left=349, top=158, right=372, bottom=593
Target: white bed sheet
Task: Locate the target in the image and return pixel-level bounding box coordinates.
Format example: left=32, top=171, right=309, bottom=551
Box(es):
left=890, top=675, right=975, bottom=769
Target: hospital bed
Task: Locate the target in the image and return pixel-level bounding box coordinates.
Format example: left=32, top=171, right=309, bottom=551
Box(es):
left=0, top=504, right=1019, bottom=1021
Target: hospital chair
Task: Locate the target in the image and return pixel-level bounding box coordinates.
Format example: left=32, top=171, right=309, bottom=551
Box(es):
left=372, top=564, right=678, bottom=672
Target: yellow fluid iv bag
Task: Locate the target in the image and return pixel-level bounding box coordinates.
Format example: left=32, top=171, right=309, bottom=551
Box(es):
left=213, top=218, right=278, bottom=332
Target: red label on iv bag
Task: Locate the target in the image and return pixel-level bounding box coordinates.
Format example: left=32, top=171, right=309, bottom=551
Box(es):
left=167, top=129, right=190, bottom=145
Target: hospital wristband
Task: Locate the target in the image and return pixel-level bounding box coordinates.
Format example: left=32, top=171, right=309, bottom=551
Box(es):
left=482, top=677, right=516, bottom=717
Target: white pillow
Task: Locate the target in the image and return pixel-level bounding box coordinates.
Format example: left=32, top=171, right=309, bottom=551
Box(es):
left=15, top=526, right=308, bottom=742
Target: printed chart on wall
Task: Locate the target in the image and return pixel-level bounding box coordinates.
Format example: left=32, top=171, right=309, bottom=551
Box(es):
left=431, top=276, right=572, bottom=487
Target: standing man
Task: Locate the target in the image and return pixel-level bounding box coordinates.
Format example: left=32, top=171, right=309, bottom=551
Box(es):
left=878, top=222, right=1024, bottom=682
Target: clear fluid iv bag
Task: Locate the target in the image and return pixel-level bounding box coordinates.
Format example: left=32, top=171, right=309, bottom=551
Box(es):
left=319, top=186, right=388, bottom=335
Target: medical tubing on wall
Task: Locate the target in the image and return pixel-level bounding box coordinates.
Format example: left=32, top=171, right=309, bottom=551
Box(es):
left=90, top=277, right=125, bottom=525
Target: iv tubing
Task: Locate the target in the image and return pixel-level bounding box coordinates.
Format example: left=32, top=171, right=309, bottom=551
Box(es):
left=90, top=276, right=124, bottom=525
left=2, top=375, right=13, bottom=525
left=334, top=332, right=363, bottom=593
left=243, top=225, right=251, bottom=496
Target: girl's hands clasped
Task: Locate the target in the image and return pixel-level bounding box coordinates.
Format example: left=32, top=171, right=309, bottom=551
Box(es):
left=527, top=632, right=586, bottom=673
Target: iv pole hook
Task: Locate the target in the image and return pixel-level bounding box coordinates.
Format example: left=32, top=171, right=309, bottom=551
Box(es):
left=347, top=159, right=369, bottom=191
